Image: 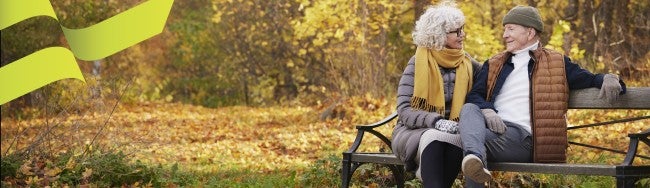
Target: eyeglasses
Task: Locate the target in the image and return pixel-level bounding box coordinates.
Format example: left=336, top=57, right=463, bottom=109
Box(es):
left=447, top=26, right=464, bottom=37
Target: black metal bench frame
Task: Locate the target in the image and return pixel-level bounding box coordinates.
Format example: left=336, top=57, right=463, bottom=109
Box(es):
left=341, top=87, right=650, bottom=188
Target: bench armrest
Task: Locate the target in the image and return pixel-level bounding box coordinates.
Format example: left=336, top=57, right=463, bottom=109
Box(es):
left=628, top=128, right=650, bottom=138
left=622, top=128, right=650, bottom=165
left=345, top=112, right=398, bottom=153
left=355, top=112, right=398, bottom=130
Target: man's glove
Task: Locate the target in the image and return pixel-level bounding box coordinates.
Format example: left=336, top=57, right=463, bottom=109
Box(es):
left=434, top=119, right=459, bottom=134
left=481, top=109, right=506, bottom=134
left=599, top=74, right=622, bottom=104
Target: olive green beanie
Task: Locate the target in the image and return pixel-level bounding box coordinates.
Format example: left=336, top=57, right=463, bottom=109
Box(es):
left=502, top=5, right=543, bottom=32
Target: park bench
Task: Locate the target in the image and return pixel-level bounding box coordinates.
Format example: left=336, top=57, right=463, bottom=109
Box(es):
left=341, top=87, right=650, bottom=188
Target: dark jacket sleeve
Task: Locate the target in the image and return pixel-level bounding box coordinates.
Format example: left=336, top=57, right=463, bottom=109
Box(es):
left=564, top=56, right=627, bottom=93
left=466, top=60, right=495, bottom=109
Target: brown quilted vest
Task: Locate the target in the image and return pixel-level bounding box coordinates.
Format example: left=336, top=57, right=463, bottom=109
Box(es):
left=486, top=48, right=569, bottom=163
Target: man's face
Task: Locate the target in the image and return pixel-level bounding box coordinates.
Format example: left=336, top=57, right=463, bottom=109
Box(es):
left=503, top=24, right=535, bottom=53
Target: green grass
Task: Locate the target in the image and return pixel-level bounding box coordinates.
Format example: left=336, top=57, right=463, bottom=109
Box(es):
left=205, top=169, right=298, bottom=187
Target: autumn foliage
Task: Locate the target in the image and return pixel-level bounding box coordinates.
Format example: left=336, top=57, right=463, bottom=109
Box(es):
left=2, top=0, right=650, bottom=187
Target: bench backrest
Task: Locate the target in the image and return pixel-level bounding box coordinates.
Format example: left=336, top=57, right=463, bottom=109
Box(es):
left=569, top=87, right=650, bottom=109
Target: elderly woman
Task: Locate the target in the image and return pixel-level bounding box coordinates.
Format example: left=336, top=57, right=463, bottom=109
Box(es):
left=391, top=1, right=480, bottom=187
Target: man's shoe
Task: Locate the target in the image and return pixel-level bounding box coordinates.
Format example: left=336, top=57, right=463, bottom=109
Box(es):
left=461, top=154, right=492, bottom=183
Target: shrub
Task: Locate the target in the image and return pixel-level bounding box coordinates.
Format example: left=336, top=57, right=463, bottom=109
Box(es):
left=0, top=154, right=23, bottom=180
left=300, top=154, right=341, bottom=186
left=1, top=148, right=198, bottom=187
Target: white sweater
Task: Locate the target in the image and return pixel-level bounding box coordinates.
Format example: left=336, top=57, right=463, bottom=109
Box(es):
left=494, top=42, right=539, bottom=134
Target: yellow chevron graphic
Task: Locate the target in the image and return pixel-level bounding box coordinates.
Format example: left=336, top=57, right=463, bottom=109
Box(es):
left=0, top=0, right=174, bottom=104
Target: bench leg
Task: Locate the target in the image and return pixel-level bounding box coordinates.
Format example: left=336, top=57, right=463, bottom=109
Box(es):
left=387, top=164, right=405, bottom=188
left=615, top=176, right=638, bottom=188
left=342, top=153, right=352, bottom=188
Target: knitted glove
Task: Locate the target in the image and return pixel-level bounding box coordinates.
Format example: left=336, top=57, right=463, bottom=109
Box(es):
left=481, top=109, right=506, bottom=134
left=598, top=74, right=622, bottom=104
left=434, top=119, right=459, bottom=134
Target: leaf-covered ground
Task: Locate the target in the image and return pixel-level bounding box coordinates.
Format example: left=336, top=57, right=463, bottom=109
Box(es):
left=1, top=96, right=648, bottom=186
left=1, top=95, right=394, bottom=185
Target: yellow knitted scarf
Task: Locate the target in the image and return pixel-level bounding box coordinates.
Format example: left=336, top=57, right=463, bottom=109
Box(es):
left=412, top=47, right=473, bottom=121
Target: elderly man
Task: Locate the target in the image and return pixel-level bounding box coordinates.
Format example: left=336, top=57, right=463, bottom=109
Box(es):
left=458, top=5, right=626, bottom=187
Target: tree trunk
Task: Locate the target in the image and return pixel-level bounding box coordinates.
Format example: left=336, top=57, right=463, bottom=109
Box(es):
left=595, top=0, right=614, bottom=64
left=563, top=0, right=579, bottom=21
left=414, top=0, right=430, bottom=21
left=579, top=0, right=597, bottom=64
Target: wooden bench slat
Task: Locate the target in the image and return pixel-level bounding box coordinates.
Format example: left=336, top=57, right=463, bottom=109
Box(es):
left=350, top=153, right=402, bottom=165
left=488, top=163, right=617, bottom=176
left=569, top=87, right=650, bottom=109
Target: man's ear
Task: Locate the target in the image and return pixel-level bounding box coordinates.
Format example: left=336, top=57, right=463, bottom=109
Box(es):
left=527, top=28, right=536, bottom=40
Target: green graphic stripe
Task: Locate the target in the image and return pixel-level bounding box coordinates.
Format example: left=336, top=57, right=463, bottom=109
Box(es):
left=62, top=0, right=174, bottom=60
left=1, top=0, right=173, bottom=60
left=0, top=47, right=85, bottom=104
left=0, top=0, right=174, bottom=104
left=0, top=0, right=59, bottom=30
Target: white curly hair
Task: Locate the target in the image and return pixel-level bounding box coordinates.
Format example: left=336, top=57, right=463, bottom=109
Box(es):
left=412, top=1, right=465, bottom=50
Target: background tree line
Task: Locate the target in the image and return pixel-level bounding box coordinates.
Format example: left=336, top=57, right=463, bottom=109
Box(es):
left=2, top=0, right=649, bottom=114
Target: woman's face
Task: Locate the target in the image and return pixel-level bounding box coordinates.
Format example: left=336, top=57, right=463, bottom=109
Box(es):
left=445, top=25, right=465, bottom=49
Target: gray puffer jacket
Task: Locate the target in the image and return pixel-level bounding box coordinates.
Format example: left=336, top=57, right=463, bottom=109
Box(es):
left=391, top=55, right=480, bottom=171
